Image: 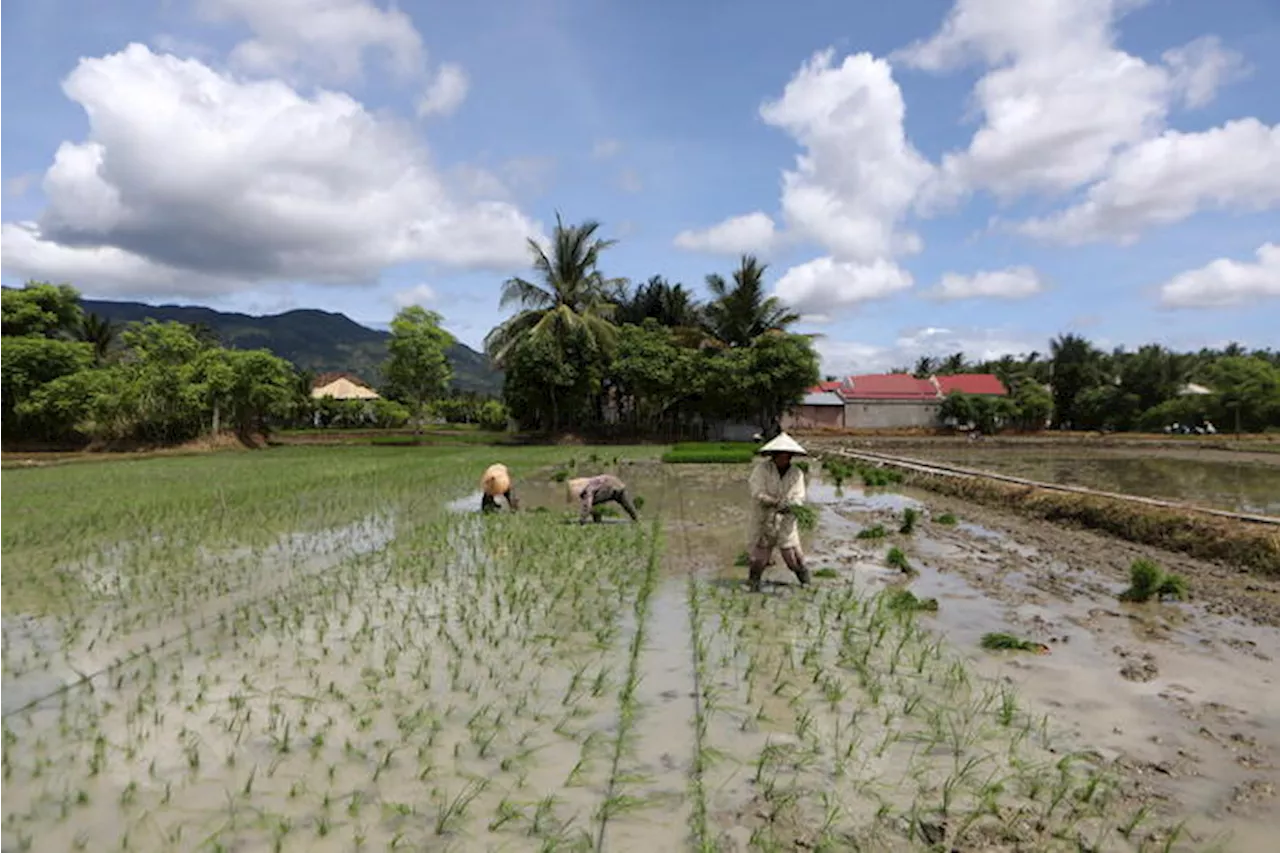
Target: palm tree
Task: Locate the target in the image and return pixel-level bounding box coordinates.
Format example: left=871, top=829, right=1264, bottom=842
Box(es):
left=78, top=312, right=116, bottom=363
left=912, top=356, right=937, bottom=378
left=484, top=214, right=627, bottom=367
left=617, top=276, right=703, bottom=329
left=941, top=352, right=966, bottom=374
left=702, top=255, right=800, bottom=347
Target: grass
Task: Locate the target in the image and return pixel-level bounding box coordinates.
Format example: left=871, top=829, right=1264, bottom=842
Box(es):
left=661, top=442, right=758, bottom=464
left=935, top=512, right=958, bottom=525
left=1118, top=558, right=1189, bottom=602
left=886, top=546, right=912, bottom=573
left=0, top=442, right=1182, bottom=851
left=856, top=525, right=887, bottom=540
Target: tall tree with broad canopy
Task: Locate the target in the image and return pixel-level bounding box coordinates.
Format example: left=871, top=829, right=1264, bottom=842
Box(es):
left=383, top=306, right=455, bottom=431
left=484, top=214, right=627, bottom=368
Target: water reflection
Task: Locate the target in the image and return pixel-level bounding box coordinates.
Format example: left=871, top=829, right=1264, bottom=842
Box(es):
left=912, top=450, right=1280, bottom=515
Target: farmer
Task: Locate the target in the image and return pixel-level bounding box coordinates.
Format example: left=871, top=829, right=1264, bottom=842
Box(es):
left=746, top=432, right=811, bottom=592
left=568, top=474, right=639, bottom=525
left=480, top=463, right=520, bottom=513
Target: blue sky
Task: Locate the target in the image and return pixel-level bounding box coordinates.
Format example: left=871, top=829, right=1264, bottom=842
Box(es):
left=2, top=0, right=1278, bottom=373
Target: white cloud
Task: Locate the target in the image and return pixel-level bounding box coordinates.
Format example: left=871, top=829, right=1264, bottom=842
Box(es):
left=392, top=283, right=439, bottom=308
left=199, top=0, right=426, bottom=84
left=1017, top=119, right=1280, bottom=244
left=0, top=44, right=542, bottom=299
left=817, top=326, right=1040, bottom=376
left=673, top=212, right=776, bottom=255
left=1158, top=243, right=1280, bottom=308
left=774, top=257, right=913, bottom=314
left=592, top=138, right=621, bottom=160
left=761, top=50, right=932, bottom=263
left=928, top=265, right=1044, bottom=300
left=417, top=63, right=468, bottom=117
left=5, top=174, right=37, bottom=198
left=899, top=0, right=1170, bottom=204
left=677, top=49, right=930, bottom=316
left=1163, top=35, right=1248, bottom=109
left=618, top=169, right=644, bottom=194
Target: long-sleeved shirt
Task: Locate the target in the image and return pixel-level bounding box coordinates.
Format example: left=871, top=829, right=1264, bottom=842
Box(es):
left=575, top=474, right=636, bottom=524
left=748, top=459, right=806, bottom=549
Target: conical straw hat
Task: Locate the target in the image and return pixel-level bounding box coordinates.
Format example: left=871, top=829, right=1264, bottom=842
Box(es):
left=757, top=432, right=808, bottom=456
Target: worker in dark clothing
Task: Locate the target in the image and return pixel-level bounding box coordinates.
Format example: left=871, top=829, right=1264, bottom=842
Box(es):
left=568, top=474, right=639, bottom=524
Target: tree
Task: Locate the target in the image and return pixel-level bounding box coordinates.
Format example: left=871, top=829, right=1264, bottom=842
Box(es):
left=616, top=276, right=703, bottom=329
left=1012, top=381, right=1053, bottom=430
left=78, top=312, right=117, bottom=364
left=610, top=320, right=697, bottom=434
left=502, top=330, right=603, bottom=432
left=743, top=333, right=820, bottom=435
left=2, top=282, right=83, bottom=338
left=1049, top=333, right=1102, bottom=429
left=383, top=306, right=455, bottom=430
left=484, top=214, right=626, bottom=368
left=912, top=356, right=937, bottom=378
left=1, top=337, right=96, bottom=439
left=702, top=255, right=799, bottom=347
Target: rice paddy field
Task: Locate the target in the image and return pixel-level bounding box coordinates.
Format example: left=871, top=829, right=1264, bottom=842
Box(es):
left=3, top=445, right=1278, bottom=852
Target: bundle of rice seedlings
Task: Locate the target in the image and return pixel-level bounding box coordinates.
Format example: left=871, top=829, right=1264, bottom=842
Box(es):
left=899, top=507, right=919, bottom=535
left=935, top=512, right=957, bottom=525
left=886, top=546, right=912, bottom=573
left=1118, top=558, right=1188, bottom=602
left=790, top=504, right=818, bottom=532
left=885, top=588, right=938, bottom=612
left=856, top=525, right=887, bottom=540
left=980, top=632, right=1050, bottom=654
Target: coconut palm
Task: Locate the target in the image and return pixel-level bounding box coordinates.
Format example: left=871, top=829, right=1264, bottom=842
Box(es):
left=78, top=312, right=117, bottom=363
left=484, top=214, right=627, bottom=367
left=702, top=255, right=801, bottom=347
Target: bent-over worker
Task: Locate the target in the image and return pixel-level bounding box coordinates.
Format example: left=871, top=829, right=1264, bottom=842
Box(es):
left=746, top=432, right=811, bottom=592
left=480, top=463, right=519, bottom=513
left=568, top=474, right=639, bottom=525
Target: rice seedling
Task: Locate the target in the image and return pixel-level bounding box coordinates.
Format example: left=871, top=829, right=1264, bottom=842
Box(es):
left=886, top=547, right=912, bottom=573
left=935, top=512, right=958, bottom=525
left=790, top=503, right=819, bottom=532
left=884, top=588, right=938, bottom=612
left=1118, top=558, right=1188, bottom=602
left=980, top=633, right=1050, bottom=654
left=856, top=524, right=887, bottom=540
left=812, top=568, right=839, bottom=579
left=899, top=507, right=919, bottom=535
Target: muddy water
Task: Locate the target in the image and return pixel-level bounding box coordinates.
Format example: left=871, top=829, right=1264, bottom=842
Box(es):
left=6, top=456, right=1280, bottom=852
left=820, top=478, right=1280, bottom=851
left=905, top=446, right=1280, bottom=515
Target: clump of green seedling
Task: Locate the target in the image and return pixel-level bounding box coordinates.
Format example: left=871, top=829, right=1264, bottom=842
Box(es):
left=899, top=507, right=919, bottom=535
left=980, top=632, right=1049, bottom=653
left=1118, top=558, right=1187, bottom=603
left=823, top=458, right=855, bottom=489
left=857, top=525, right=887, bottom=540
left=886, top=547, right=912, bottom=573
left=812, top=568, right=839, bottom=580
left=791, top=504, right=818, bottom=532
left=885, top=588, right=938, bottom=612
left=935, top=512, right=957, bottom=525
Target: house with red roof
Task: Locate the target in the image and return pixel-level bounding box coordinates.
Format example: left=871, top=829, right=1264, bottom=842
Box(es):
left=783, top=372, right=1008, bottom=430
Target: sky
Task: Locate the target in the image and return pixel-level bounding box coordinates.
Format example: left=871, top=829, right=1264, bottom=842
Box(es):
left=2, top=0, right=1278, bottom=376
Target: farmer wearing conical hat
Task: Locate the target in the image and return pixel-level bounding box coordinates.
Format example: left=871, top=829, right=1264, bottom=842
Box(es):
left=480, top=463, right=520, bottom=513
left=746, top=431, right=811, bottom=592
left=568, top=474, right=639, bottom=525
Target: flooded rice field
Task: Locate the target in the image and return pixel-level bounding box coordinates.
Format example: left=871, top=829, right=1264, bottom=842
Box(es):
left=3, top=447, right=1278, bottom=851
left=884, top=446, right=1280, bottom=515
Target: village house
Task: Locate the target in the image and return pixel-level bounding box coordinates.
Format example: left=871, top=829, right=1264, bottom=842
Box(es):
left=310, top=372, right=380, bottom=401
left=783, top=372, right=1008, bottom=431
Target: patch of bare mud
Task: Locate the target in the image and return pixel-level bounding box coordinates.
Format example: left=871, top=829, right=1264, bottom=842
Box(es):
left=807, top=475, right=1280, bottom=852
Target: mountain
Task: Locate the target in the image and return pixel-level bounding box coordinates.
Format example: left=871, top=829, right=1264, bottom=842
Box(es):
left=78, top=298, right=503, bottom=396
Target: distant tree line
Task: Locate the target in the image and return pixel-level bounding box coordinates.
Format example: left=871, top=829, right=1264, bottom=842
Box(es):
left=484, top=215, right=820, bottom=438
left=898, top=337, right=1280, bottom=433
left=1, top=283, right=473, bottom=446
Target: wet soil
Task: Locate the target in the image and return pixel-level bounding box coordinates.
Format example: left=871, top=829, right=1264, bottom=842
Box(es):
left=5, top=454, right=1279, bottom=851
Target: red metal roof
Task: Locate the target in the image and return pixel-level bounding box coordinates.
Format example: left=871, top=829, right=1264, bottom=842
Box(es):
left=844, top=373, right=939, bottom=400
left=934, top=374, right=1008, bottom=396
left=808, top=380, right=844, bottom=394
